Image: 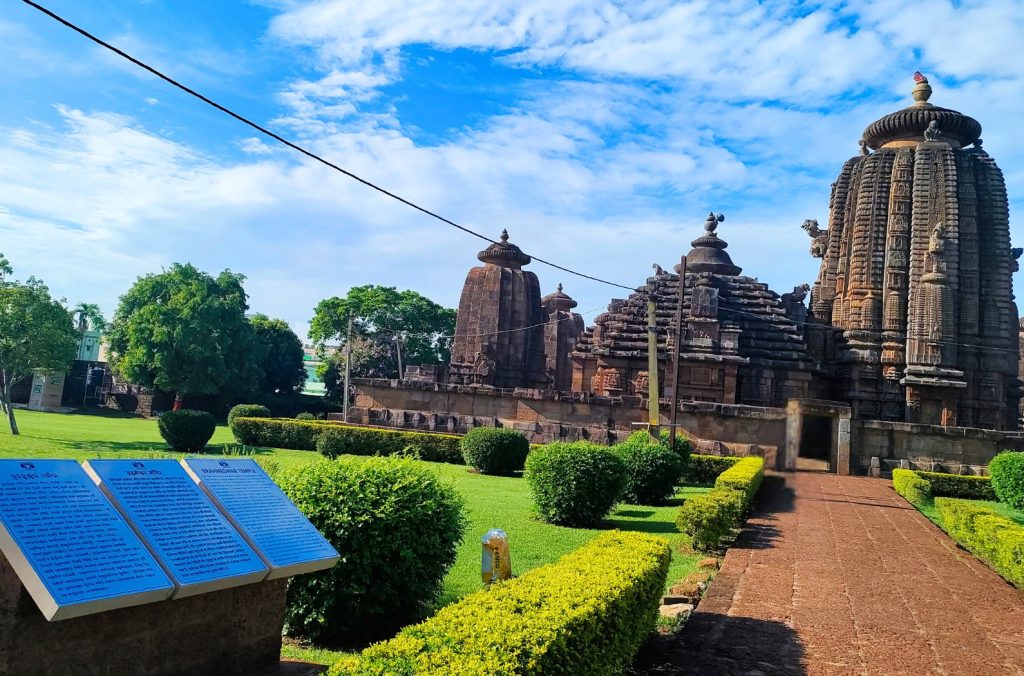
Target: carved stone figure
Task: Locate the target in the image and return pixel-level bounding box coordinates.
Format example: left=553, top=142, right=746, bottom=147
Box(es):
left=923, top=120, right=942, bottom=142
left=801, top=219, right=828, bottom=258
left=782, top=283, right=810, bottom=305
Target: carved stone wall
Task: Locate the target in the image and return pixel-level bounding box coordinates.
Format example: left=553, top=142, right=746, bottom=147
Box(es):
left=807, top=75, right=1019, bottom=429
left=541, top=285, right=584, bottom=392
left=449, top=231, right=547, bottom=389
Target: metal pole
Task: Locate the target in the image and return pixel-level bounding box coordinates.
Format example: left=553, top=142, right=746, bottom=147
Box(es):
left=670, top=255, right=687, bottom=448
left=395, top=337, right=403, bottom=381
left=343, top=316, right=353, bottom=424
left=647, top=279, right=660, bottom=440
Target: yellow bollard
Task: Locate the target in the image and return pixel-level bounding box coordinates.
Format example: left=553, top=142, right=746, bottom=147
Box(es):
left=481, top=528, right=512, bottom=584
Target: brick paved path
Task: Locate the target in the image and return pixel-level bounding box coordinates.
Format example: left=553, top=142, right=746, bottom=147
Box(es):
left=637, top=472, right=1024, bottom=675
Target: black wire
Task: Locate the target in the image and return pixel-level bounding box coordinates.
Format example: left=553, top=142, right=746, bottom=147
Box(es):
left=19, top=0, right=637, bottom=292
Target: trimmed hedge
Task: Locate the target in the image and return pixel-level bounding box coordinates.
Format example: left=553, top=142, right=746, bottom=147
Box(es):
left=916, top=470, right=996, bottom=501
left=935, top=498, right=1024, bottom=589
left=683, top=454, right=740, bottom=484
left=525, top=442, right=625, bottom=527
left=227, top=403, right=271, bottom=428
left=329, top=531, right=671, bottom=675
left=714, top=456, right=765, bottom=510
left=460, top=427, right=530, bottom=475
left=231, top=417, right=463, bottom=464
left=612, top=433, right=684, bottom=505
left=893, top=468, right=933, bottom=506
left=676, top=488, right=744, bottom=552
left=676, top=456, right=765, bottom=553
left=990, top=451, right=1024, bottom=510
left=157, top=409, right=216, bottom=453
left=279, top=457, right=467, bottom=644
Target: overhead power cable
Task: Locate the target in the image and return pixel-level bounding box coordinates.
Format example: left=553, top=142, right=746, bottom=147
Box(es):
left=19, top=0, right=636, bottom=291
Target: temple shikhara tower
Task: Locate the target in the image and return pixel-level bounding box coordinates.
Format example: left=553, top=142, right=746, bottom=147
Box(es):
left=805, top=73, right=1019, bottom=429
left=449, top=230, right=548, bottom=388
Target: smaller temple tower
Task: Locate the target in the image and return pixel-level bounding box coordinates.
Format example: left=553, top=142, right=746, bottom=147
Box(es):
left=541, top=284, right=584, bottom=391
left=449, top=230, right=548, bottom=388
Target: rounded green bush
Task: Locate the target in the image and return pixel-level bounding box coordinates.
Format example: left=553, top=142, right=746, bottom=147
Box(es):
left=278, top=456, right=466, bottom=645
left=157, top=409, right=216, bottom=453
left=525, top=442, right=625, bottom=527
left=460, top=427, right=530, bottom=475
left=295, top=412, right=316, bottom=421
left=659, top=428, right=692, bottom=466
left=990, top=451, right=1024, bottom=510
left=227, top=403, right=271, bottom=427
left=614, top=438, right=684, bottom=505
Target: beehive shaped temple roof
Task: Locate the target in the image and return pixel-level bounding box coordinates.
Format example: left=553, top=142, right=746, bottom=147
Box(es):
left=574, top=216, right=811, bottom=369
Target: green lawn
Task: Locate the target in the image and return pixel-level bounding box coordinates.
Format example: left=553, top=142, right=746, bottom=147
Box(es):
left=1, top=408, right=710, bottom=665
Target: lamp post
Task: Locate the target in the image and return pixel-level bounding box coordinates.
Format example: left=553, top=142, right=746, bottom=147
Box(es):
left=647, top=278, right=660, bottom=440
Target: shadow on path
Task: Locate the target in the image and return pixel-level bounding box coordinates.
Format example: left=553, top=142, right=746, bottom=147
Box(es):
left=727, top=474, right=795, bottom=551
left=632, top=614, right=805, bottom=675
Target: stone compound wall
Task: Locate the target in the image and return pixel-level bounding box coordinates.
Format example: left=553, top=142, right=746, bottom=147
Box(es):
left=852, top=419, right=1024, bottom=476
left=0, top=551, right=286, bottom=676
left=349, top=379, right=787, bottom=466
left=351, top=380, right=1024, bottom=475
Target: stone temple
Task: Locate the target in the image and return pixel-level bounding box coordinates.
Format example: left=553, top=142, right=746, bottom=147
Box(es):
left=438, top=75, right=1020, bottom=429
left=803, top=73, right=1018, bottom=429
left=572, top=213, right=815, bottom=407
left=351, top=74, right=1022, bottom=472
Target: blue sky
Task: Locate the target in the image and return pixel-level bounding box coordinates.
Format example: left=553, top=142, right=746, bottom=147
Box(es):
left=2, top=0, right=1023, bottom=338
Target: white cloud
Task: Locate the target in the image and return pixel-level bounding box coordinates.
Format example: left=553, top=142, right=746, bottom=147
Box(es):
left=3, top=0, right=1024, bottom=341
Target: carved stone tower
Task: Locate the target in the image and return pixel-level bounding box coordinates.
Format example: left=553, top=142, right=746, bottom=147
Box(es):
left=806, top=74, right=1018, bottom=428
left=541, top=284, right=584, bottom=391
left=449, top=230, right=548, bottom=388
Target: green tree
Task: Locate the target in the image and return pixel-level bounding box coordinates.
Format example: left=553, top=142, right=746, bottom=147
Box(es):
left=0, top=254, right=79, bottom=434
left=106, top=263, right=262, bottom=408
left=72, top=302, right=106, bottom=333
left=309, top=285, right=456, bottom=384
left=250, top=314, right=306, bottom=394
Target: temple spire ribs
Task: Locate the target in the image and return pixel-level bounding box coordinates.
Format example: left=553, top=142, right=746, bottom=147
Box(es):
left=806, top=74, right=1019, bottom=429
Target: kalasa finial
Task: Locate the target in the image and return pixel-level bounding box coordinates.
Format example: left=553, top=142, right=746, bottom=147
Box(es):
left=912, top=71, right=932, bottom=106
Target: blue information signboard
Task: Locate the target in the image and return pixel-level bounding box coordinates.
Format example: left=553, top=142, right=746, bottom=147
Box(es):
left=84, top=459, right=268, bottom=598
left=183, top=458, right=339, bottom=579
left=0, top=460, right=174, bottom=621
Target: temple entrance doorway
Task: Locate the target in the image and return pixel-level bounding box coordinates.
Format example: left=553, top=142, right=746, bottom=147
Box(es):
left=784, top=399, right=852, bottom=474
left=798, top=414, right=832, bottom=472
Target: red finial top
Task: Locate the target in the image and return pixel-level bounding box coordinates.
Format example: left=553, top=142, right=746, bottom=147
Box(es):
left=913, top=71, right=927, bottom=83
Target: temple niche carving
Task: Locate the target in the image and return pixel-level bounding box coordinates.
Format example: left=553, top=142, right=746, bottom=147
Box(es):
left=805, top=73, right=1020, bottom=429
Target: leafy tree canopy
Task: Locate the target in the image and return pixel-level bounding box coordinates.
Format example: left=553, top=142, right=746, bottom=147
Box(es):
left=250, top=313, right=306, bottom=395
left=72, top=302, right=106, bottom=333
left=0, top=254, right=79, bottom=434
left=106, top=263, right=262, bottom=401
left=309, top=285, right=456, bottom=381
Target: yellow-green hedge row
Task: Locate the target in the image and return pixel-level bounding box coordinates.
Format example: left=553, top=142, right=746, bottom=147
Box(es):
left=230, top=417, right=464, bottom=464
left=677, top=456, right=765, bottom=552
left=714, top=456, right=765, bottom=510
left=893, top=468, right=933, bottom=506
left=328, top=531, right=671, bottom=675
left=935, top=498, right=1024, bottom=589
